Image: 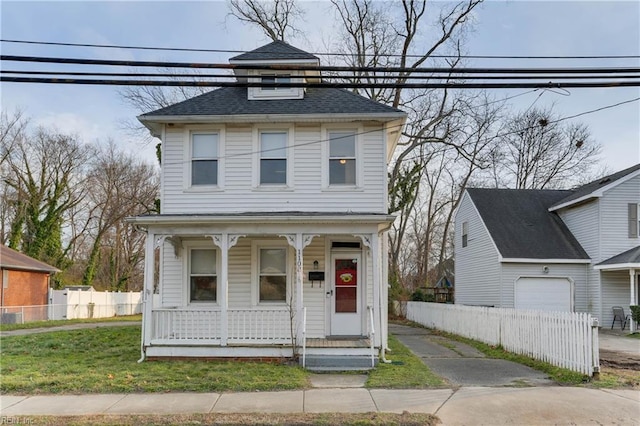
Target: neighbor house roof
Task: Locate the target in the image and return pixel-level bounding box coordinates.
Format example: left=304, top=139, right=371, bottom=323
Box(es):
left=0, top=244, right=60, bottom=273
left=594, top=245, right=640, bottom=270
left=230, top=40, right=319, bottom=61
left=139, top=87, right=404, bottom=119
left=549, top=163, right=640, bottom=211
left=466, top=188, right=590, bottom=261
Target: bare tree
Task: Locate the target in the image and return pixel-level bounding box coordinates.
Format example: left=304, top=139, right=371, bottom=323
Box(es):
left=490, top=106, right=602, bottom=189
left=81, top=142, right=159, bottom=290
left=1, top=126, right=93, bottom=270
left=228, top=0, right=304, bottom=41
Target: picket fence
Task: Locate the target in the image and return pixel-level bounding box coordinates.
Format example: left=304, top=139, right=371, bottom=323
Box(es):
left=407, top=302, right=600, bottom=376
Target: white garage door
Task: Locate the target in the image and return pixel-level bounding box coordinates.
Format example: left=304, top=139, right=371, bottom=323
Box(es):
left=515, top=277, right=572, bottom=312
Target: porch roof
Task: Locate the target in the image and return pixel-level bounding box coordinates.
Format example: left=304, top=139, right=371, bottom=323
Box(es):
left=126, top=212, right=396, bottom=228
left=594, top=245, right=640, bottom=271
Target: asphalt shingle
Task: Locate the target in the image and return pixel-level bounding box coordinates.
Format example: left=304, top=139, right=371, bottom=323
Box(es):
left=466, top=188, right=589, bottom=260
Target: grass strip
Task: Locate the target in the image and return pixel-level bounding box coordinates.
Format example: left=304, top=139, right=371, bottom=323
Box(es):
left=20, top=412, right=439, bottom=426
left=0, top=314, right=142, bottom=331
left=366, top=334, right=446, bottom=388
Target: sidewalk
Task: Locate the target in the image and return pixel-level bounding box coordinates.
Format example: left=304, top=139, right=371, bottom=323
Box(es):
left=1, top=387, right=638, bottom=424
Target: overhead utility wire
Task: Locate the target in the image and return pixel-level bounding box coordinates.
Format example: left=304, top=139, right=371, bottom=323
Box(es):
left=3, top=55, right=640, bottom=74
left=3, top=70, right=640, bottom=81
left=2, top=77, right=639, bottom=89
left=2, top=39, right=639, bottom=60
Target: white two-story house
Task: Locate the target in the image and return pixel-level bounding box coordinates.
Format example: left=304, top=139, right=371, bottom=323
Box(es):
left=127, top=41, right=406, bottom=368
left=454, top=164, right=640, bottom=332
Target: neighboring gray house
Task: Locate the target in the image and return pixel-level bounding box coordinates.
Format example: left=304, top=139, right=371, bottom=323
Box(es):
left=454, top=164, right=640, bottom=331
left=127, top=41, right=406, bottom=366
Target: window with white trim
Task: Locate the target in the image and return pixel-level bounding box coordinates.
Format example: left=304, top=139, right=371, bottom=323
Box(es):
left=258, top=246, right=289, bottom=303
left=329, top=131, right=356, bottom=185
left=191, top=133, right=218, bottom=186
left=261, top=74, right=291, bottom=91
left=189, top=249, right=217, bottom=302
left=260, top=131, right=287, bottom=185
left=630, top=203, right=640, bottom=238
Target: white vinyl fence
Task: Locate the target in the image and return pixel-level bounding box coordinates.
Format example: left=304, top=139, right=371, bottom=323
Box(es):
left=0, top=290, right=142, bottom=324
left=407, top=302, right=600, bottom=376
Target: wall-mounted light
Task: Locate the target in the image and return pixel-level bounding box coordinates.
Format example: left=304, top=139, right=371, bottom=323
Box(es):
left=542, top=266, right=549, bottom=274
left=313, top=260, right=319, bottom=270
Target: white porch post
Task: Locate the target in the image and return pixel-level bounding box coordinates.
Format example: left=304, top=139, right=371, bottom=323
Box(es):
left=140, top=230, right=155, bottom=359
left=631, top=269, right=637, bottom=333
left=371, top=233, right=381, bottom=347
left=281, top=234, right=316, bottom=346
left=210, top=234, right=243, bottom=346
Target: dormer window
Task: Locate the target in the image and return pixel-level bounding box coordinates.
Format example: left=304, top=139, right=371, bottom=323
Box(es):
left=261, top=74, right=291, bottom=90
left=248, top=72, right=303, bottom=100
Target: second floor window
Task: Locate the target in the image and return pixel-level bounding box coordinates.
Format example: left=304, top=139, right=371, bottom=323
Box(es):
left=329, top=131, right=356, bottom=185
left=260, top=132, right=287, bottom=185
left=191, top=133, right=218, bottom=186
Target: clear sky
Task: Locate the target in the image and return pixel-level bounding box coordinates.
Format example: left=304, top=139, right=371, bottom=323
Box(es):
left=1, top=1, right=639, bottom=172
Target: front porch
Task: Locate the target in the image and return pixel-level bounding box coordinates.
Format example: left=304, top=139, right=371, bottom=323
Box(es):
left=129, top=213, right=393, bottom=366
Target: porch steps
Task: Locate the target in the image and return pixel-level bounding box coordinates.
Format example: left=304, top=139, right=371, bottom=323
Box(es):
left=302, top=355, right=378, bottom=372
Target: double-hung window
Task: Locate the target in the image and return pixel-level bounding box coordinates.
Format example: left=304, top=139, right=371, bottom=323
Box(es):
left=329, top=131, right=356, bottom=185
left=260, top=132, right=287, bottom=185
left=258, top=247, right=288, bottom=303
left=462, top=222, right=469, bottom=247
left=191, top=133, right=218, bottom=186
left=190, top=249, right=217, bottom=302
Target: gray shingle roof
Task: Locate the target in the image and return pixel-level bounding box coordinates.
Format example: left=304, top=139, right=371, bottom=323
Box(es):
left=0, top=244, right=60, bottom=273
left=140, top=87, right=404, bottom=118
left=230, top=40, right=319, bottom=61
left=466, top=188, right=589, bottom=260
left=596, top=245, right=640, bottom=266
left=550, top=163, right=640, bottom=209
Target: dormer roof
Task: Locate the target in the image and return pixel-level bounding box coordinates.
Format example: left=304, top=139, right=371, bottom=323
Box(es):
left=230, top=40, right=319, bottom=62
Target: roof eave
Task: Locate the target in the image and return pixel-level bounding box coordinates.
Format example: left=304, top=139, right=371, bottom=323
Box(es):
left=500, top=258, right=591, bottom=264
left=139, top=112, right=407, bottom=125
left=126, top=213, right=397, bottom=227
left=594, top=263, right=640, bottom=271
left=1, top=264, right=60, bottom=274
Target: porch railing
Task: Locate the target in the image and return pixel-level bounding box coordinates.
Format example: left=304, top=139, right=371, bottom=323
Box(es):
left=151, top=307, right=292, bottom=345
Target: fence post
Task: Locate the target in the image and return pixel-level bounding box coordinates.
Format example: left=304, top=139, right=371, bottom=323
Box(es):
left=590, top=317, right=600, bottom=378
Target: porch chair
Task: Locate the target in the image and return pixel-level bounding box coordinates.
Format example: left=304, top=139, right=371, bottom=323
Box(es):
left=611, top=306, right=631, bottom=330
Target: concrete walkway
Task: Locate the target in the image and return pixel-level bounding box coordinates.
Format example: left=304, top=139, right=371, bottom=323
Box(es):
left=2, top=387, right=638, bottom=424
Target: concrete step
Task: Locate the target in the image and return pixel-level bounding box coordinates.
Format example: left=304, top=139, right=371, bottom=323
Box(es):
left=302, top=355, right=377, bottom=372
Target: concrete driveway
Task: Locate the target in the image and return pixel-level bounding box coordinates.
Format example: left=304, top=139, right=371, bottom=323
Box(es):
left=390, top=323, right=554, bottom=387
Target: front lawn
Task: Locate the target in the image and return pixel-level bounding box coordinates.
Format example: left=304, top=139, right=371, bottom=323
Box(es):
left=1, top=325, right=447, bottom=394
left=0, top=326, right=308, bottom=394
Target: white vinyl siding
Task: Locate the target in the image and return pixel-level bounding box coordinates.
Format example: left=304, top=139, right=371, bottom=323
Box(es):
left=454, top=192, right=502, bottom=307
left=303, top=237, right=326, bottom=338
left=161, top=124, right=386, bottom=214
left=600, top=270, right=634, bottom=329
left=600, top=175, right=640, bottom=260
left=161, top=242, right=183, bottom=307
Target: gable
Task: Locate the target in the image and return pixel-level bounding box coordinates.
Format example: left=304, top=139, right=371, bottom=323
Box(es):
left=466, top=188, right=590, bottom=260
left=550, top=163, right=640, bottom=211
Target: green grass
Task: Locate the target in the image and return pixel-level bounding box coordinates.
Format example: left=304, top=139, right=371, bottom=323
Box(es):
left=627, top=332, right=640, bottom=339
left=0, top=326, right=308, bottom=394
left=0, top=314, right=142, bottom=331
left=366, top=334, right=446, bottom=388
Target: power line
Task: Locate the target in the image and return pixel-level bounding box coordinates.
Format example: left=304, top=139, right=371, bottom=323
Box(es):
left=2, top=76, right=639, bottom=89
left=3, top=54, right=640, bottom=74
left=2, top=38, right=639, bottom=61
left=3, top=70, right=640, bottom=81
